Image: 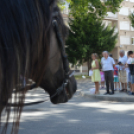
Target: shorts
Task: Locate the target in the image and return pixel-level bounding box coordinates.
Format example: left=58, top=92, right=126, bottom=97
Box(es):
left=127, top=72, right=131, bottom=83
left=119, top=70, right=127, bottom=83
left=114, top=77, right=119, bottom=82
left=131, top=75, right=134, bottom=84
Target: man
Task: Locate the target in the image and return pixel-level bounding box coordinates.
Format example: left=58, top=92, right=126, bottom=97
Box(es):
left=127, top=51, right=133, bottom=94
left=101, top=51, right=115, bottom=95
left=118, top=50, right=127, bottom=92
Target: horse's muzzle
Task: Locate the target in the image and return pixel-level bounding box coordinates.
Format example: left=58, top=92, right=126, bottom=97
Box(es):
left=50, top=76, right=77, bottom=104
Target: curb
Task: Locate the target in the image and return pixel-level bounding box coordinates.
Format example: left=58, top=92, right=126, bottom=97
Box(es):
left=81, top=91, right=134, bottom=102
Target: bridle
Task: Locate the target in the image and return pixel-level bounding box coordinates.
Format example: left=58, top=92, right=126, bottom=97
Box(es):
left=7, top=12, right=75, bottom=107
left=50, top=19, right=75, bottom=99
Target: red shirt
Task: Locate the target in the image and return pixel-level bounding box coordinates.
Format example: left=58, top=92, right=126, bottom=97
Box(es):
left=114, top=66, right=118, bottom=76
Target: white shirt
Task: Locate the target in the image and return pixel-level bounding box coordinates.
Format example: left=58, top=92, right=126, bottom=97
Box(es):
left=129, top=58, right=134, bottom=64
left=127, top=57, right=132, bottom=64
left=115, top=65, right=119, bottom=70
left=126, top=57, right=131, bottom=73
left=101, top=57, right=115, bottom=71
left=119, top=55, right=127, bottom=70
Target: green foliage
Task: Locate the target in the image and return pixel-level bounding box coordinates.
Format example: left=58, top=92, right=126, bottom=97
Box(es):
left=58, top=0, right=71, bottom=11
left=129, top=12, right=134, bottom=28
left=66, top=18, right=118, bottom=65
left=65, top=0, right=122, bottom=68
left=69, top=0, right=123, bottom=19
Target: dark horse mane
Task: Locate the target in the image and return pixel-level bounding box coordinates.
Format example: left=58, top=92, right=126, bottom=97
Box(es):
left=0, top=0, right=68, bottom=134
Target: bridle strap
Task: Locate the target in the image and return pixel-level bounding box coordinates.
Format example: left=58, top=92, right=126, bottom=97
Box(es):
left=50, top=20, right=72, bottom=99
left=52, top=20, right=65, bottom=52
left=52, top=20, right=70, bottom=82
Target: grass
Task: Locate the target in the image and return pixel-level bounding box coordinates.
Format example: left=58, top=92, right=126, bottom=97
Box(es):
left=74, top=75, right=91, bottom=80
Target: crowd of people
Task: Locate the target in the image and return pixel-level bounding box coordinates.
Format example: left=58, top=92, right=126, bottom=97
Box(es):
left=91, top=50, right=134, bottom=95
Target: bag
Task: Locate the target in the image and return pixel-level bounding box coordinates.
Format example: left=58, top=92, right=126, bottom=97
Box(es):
left=89, top=70, right=93, bottom=76
left=89, top=88, right=95, bottom=94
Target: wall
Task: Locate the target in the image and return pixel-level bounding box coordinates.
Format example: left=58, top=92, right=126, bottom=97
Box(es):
left=111, top=47, right=119, bottom=59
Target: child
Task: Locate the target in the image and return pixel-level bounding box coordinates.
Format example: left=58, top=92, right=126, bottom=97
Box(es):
left=100, top=69, right=105, bottom=89
left=114, top=59, right=120, bottom=91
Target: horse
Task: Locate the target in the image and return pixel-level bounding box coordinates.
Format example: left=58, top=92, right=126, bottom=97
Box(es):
left=0, top=0, right=77, bottom=133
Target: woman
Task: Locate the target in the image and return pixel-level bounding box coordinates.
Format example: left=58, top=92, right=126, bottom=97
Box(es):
left=91, top=53, right=101, bottom=94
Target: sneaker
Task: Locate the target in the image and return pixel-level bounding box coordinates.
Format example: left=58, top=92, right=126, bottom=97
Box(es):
left=128, top=92, right=134, bottom=95
left=120, top=89, right=125, bottom=92
left=120, top=89, right=127, bottom=92
left=125, top=89, right=128, bottom=92
left=109, top=92, right=114, bottom=95
left=128, top=92, right=133, bottom=95
left=104, top=92, right=109, bottom=95
left=132, top=92, right=134, bottom=95
left=127, top=91, right=131, bottom=93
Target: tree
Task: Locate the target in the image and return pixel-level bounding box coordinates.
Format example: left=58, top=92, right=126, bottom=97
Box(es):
left=58, top=0, right=71, bottom=11
left=66, top=0, right=122, bottom=74
left=129, top=13, right=134, bottom=28
left=69, top=0, right=123, bottom=19
left=66, top=18, right=118, bottom=74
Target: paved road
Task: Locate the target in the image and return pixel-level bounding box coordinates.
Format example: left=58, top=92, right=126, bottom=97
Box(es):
left=2, top=79, right=134, bottom=134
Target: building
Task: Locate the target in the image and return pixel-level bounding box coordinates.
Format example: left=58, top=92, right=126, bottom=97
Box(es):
left=62, top=0, right=134, bottom=74
left=105, top=0, right=134, bottom=59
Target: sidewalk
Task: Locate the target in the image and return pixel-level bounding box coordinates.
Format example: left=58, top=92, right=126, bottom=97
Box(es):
left=77, top=79, right=134, bottom=102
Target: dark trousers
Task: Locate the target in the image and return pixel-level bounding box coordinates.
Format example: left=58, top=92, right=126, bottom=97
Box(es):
left=104, top=70, right=114, bottom=93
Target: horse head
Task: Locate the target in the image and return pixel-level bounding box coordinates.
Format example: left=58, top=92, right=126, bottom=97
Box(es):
left=40, top=1, right=77, bottom=104
left=0, top=0, right=77, bottom=133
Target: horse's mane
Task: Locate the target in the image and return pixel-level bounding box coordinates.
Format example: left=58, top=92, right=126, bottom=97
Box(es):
left=0, top=0, right=55, bottom=133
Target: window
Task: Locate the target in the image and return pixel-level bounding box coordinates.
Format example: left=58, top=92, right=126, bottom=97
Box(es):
left=120, top=36, right=130, bottom=45
left=107, top=12, right=117, bottom=18
left=131, top=26, right=134, bottom=31
left=120, top=21, right=130, bottom=30
left=130, top=9, right=134, bottom=13
left=119, top=7, right=129, bottom=16
left=131, top=38, right=134, bottom=45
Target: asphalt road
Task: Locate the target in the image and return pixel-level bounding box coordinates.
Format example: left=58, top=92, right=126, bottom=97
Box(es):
left=2, top=80, right=134, bottom=134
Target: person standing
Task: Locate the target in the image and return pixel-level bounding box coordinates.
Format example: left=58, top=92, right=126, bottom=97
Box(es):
left=101, top=51, right=115, bottom=95
left=118, top=50, right=127, bottom=92
left=114, top=59, right=120, bottom=91
left=91, top=53, right=101, bottom=94
left=100, top=69, right=105, bottom=89
left=126, top=51, right=133, bottom=94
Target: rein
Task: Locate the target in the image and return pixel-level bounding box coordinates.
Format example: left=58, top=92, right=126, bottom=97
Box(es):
left=50, top=19, right=73, bottom=99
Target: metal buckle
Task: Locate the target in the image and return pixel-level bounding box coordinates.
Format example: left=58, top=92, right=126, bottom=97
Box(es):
left=69, top=71, right=75, bottom=78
